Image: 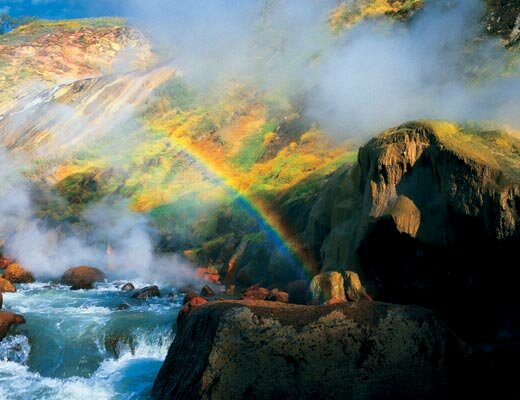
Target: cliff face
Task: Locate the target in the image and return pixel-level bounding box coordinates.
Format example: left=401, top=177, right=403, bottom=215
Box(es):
left=152, top=300, right=464, bottom=400
left=303, top=121, right=520, bottom=345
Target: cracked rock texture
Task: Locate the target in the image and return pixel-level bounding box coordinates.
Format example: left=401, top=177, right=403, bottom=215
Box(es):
left=152, top=300, right=464, bottom=400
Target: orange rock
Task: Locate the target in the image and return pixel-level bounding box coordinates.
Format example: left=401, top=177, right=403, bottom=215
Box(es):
left=242, top=285, right=270, bottom=300
left=61, top=266, right=105, bottom=290
left=0, top=311, right=25, bottom=340
left=2, top=264, right=35, bottom=284
left=0, top=277, right=16, bottom=293
left=0, top=256, right=13, bottom=269
left=179, top=296, right=208, bottom=318
left=266, top=289, right=289, bottom=303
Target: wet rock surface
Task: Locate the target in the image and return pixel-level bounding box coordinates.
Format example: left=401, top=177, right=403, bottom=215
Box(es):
left=2, top=263, right=35, bottom=284
left=131, top=285, right=161, bottom=300
left=0, top=277, right=16, bottom=293
left=152, top=300, right=465, bottom=400
left=61, top=266, right=106, bottom=290
left=0, top=311, right=26, bottom=341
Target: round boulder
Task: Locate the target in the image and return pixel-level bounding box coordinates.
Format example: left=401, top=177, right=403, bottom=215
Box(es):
left=61, top=266, right=106, bottom=290
left=0, top=277, right=16, bottom=293
left=121, top=283, right=135, bottom=291
left=131, top=285, right=161, bottom=300
left=0, top=311, right=26, bottom=341
left=2, top=263, right=35, bottom=284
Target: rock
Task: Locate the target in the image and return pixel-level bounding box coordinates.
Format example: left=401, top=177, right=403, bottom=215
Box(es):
left=116, top=303, right=130, bottom=310
left=0, top=311, right=26, bottom=341
left=104, top=333, right=135, bottom=358
left=0, top=277, right=16, bottom=293
left=265, top=288, right=289, bottom=303
left=195, top=267, right=221, bottom=284
left=0, top=292, right=2, bottom=309
left=121, top=282, right=135, bottom=291
left=179, top=296, right=208, bottom=320
left=0, top=256, right=13, bottom=269
left=344, top=271, right=372, bottom=302
left=242, top=284, right=270, bottom=300
left=309, top=271, right=346, bottom=304
left=152, top=300, right=465, bottom=400
left=2, top=263, right=35, bottom=284
left=131, top=285, right=160, bottom=300
left=200, top=285, right=215, bottom=297
left=61, top=266, right=105, bottom=290
left=182, top=289, right=199, bottom=305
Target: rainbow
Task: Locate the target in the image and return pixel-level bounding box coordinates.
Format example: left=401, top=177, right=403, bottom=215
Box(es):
left=164, top=133, right=318, bottom=283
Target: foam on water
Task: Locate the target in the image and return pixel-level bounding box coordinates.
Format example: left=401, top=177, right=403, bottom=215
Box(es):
left=0, top=281, right=180, bottom=400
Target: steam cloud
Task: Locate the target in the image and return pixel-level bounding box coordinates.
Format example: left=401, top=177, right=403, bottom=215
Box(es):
left=1, top=0, right=519, bottom=282
left=122, top=0, right=520, bottom=135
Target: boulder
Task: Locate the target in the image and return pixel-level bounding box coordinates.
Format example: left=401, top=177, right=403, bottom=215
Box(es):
left=344, top=271, right=372, bottom=302
left=121, top=282, right=135, bottom=291
left=2, top=263, right=35, bottom=284
left=0, top=277, right=16, bottom=293
left=200, top=285, right=215, bottom=297
left=182, top=289, right=199, bottom=305
left=0, top=256, right=13, bottom=269
left=0, top=311, right=26, bottom=341
left=116, top=303, right=130, bottom=311
left=242, top=284, right=270, bottom=300
left=61, top=266, right=105, bottom=290
left=265, top=288, right=289, bottom=303
left=131, top=285, right=160, bottom=300
left=104, top=333, right=135, bottom=358
left=309, top=271, right=346, bottom=304
left=152, top=300, right=465, bottom=400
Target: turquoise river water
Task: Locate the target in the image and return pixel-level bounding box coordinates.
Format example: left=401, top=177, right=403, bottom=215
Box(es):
left=0, top=281, right=181, bottom=399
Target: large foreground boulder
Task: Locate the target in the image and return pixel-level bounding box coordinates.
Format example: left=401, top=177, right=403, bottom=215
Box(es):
left=152, top=300, right=465, bottom=400
left=61, top=266, right=106, bottom=290
left=0, top=311, right=25, bottom=341
left=2, top=263, right=35, bottom=284
left=0, top=277, right=16, bottom=293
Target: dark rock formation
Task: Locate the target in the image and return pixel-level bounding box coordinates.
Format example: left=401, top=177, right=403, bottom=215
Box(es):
left=152, top=300, right=465, bottom=400
left=485, top=0, right=520, bottom=46
left=0, top=277, right=16, bottom=293
left=61, top=266, right=105, bottom=290
left=121, top=282, right=135, bottom=291
left=131, top=285, right=160, bottom=300
left=0, top=311, right=25, bottom=341
left=199, top=285, right=214, bottom=297
left=2, top=263, right=35, bottom=284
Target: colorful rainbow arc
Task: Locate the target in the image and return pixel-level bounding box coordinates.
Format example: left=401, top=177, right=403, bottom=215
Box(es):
left=165, top=134, right=317, bottom=283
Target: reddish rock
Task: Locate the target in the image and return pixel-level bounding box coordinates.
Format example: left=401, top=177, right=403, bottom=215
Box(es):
left=0, top=256, right=13, bottom=269
left=61, top=266, right=105, bottom=290
left=3, top=263, right=35, bottom=284
left=0, top=311, right=25, bottom=340
left=0, top=277, right=16, bottom=293
left=242, top=285, right=269, bottom=300
left=182, top=289, right=199, bottom=305
left=195, top=267, right=221, bottom=284
left=200, top=285, right=215, bottom=297
left=179, top=296, right=208, bottom=319
left=266, top=289, right=289, bottom=303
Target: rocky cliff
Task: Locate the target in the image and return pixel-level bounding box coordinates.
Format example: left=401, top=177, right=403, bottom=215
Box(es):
left=152, top=300, right=465, bottom=400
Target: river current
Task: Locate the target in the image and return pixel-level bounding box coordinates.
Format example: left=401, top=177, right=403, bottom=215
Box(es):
left=0, top=281, right=181, bottom=399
